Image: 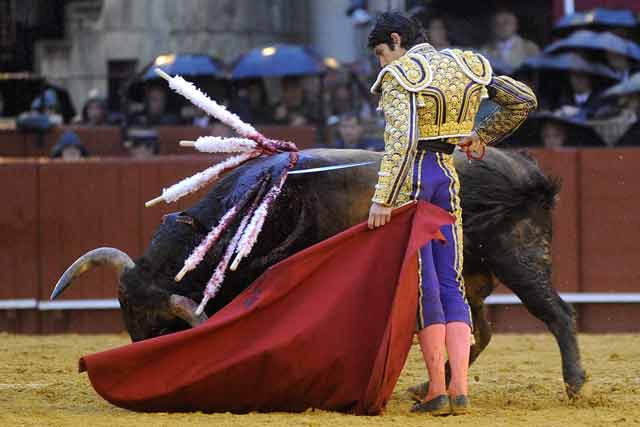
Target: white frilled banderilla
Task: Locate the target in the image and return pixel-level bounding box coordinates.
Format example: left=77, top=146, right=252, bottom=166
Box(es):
left=144, top=68, right=300, bottom=314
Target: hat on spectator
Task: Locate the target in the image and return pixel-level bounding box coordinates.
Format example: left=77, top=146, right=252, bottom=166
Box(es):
left=50, top=130, right=89, bottom=158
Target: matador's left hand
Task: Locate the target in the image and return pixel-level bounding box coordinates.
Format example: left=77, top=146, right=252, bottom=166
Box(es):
left=368, top=202, right=392, bottom=230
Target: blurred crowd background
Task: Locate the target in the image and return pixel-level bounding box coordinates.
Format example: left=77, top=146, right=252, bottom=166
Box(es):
left=1, top=0, right=640, bottom=160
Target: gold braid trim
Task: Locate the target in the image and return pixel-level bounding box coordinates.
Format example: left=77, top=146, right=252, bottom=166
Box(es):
left=372, top=73, right=419, bottom=207
left=476, top=75, right=538, bottom=145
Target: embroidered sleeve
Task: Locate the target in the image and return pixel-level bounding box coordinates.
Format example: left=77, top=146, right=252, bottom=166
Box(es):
left=475, top=75, right=538, bottom=145
left=372, top=74, right=419, bottom=207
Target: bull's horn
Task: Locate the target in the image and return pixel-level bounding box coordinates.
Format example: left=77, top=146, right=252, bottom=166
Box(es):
left=50, top=247, right=134, bottom=300
left=169, top=294, right=208, bottom=327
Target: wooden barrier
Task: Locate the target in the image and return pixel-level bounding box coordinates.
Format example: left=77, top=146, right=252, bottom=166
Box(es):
left=0, top=148, right=639, bottom=334
left=0, top=126, right=317, bottom=158
left=0, top=160, right=40, bottom=333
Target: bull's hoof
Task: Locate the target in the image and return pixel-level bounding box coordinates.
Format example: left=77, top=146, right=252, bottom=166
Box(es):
left=565, top=371, right=589, bottom=399
left=169, top=294, right=209, bottom=327
left=407, top=381, right=429, bottom=402
left=566, top=376, right=592, bottom=400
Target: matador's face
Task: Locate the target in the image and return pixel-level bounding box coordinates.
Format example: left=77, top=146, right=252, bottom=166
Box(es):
left=373, top=33, right=407, bottom=67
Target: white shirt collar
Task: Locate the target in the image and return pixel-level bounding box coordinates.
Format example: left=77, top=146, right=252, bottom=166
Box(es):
left=407, top=43, right=436, bottom=54
left=574, top=92, right=591, bottom=105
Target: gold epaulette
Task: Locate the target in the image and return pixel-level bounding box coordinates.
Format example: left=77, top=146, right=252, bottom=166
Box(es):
left=370, top=53, right=433, bottom=94
left=442, top=49, right=493, bottom=85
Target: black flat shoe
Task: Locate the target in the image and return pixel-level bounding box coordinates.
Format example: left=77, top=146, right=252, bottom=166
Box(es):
left=410, top=394, right=450, bottom=415
left=450, top=394, right=470, bottom=415
left=406, top=381, right=429, bottom=402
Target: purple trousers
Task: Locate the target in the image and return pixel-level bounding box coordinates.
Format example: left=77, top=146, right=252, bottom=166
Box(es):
left=411, top=149, right=472, bottom=330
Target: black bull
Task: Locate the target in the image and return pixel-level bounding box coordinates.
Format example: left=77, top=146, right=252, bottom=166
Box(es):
left=52, top=147, right=587, bottom=398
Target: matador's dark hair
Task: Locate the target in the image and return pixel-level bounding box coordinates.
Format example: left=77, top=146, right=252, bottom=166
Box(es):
left=367, top=11, right=428, bottom=50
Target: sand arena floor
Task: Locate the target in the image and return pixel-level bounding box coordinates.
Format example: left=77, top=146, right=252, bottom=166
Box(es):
left=1, top=333, right=639, bottom=426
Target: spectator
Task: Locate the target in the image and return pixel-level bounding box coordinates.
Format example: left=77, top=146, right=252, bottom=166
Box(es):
left=273, top=76, right=316, bottom=126
left=334, top=112, right=383, bottom=151
left=540, top=120, right=567, bottom=149
left=125, top=129, right=160, bottom=158
left=614, top=91, right=640, bottom=147
left=425, top=15, right=452, bottom=50
left=329, top=83, right=354, bottom=119
left=533, top=109, right=605, bottom=148
left=481, top=9, right=540, bottom=69
left=190, top=108, right=212, bottom=128
left=28, top=89, right=63, bottom=125
left=232, top=79, right=273, bottom=125
left=556, top=71, right=607, bottom=117
left=132, top=85, right=180, bottom=126
left=0, top=91, right=4, bottom=116
left=81, top=96, right=109, bottom=126
left=605, top=51, right=634, bottom=81
left=50, top=131, right=89, bottom=160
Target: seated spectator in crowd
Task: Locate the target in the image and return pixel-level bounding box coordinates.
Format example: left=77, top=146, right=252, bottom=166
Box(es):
left=532, top=108, right=605, bottom=148
left=81, top=96, right=109, bottom=126
left=554, top=72, right=609, bottom=118
left=0, top=91, right=14, bottom=130
left=273, top=76, right=316, bottom=126
left=190, top=108, right=212, bottom=128
left=569, top=72, right=596, bottom=109
left=605, top=51, right=635, bottom=81
left=614, top=90, right=640, bottom=147
left=334, top=112, right=383, bottom=151
left=25, top=89, right=64, bottom=126
left=125, top=129, right=160, bottom=158
left=540, top=120, right=567, bottom=149
left=50, top=130, right=89, bottom=160
left=424, top=15, right=452, bottom=50
left=329, top=83, right=354, bottom=119
left=232, top=79, right=273, bottom=125
left=132, top=85, right=180, bottom=126
left=481, top=9, right=540, bottom=69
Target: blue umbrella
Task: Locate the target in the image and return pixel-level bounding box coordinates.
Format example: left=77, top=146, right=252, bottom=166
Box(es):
left=603, top=72, right=640, bottom=98
left=142, top=54, right=226, bottom=80
left=544, top=30, right=640, bottom=61
left=555, top=8, right=637, bottom=32
left=517, top=52, right=621, bottom=81
left=231, top=44, right=326, bottom=79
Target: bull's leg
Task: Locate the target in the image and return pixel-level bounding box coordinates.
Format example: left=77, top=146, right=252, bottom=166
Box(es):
left=169, top=294, right=208, bottom=327
left=501, top=278, right=586, bottom=398
left=469, top=301, right=492, bottom=366
left=483, top=216, right=587, bottom=398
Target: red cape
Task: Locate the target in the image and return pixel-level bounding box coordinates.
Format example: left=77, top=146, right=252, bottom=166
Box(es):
left=79, top=200, right=453, bottom=415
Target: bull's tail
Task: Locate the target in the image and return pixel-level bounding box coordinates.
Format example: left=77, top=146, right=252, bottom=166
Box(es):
left=50, top=247, right=134, bottom=300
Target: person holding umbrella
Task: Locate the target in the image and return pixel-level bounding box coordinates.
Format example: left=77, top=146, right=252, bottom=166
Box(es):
left=231, top=44, right=327, bottom=127
left=600, top=72, right=640, bottom=146
left=553, top=8, right=638, bottom=39
left=516, top=52, right=620, bottom=117
left=544, top=30, right=640, bottom=81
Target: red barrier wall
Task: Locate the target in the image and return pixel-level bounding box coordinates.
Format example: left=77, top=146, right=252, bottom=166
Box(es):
left=1, top=148, right=639, bottom=334
left=0, top=160, right=40, bottom=332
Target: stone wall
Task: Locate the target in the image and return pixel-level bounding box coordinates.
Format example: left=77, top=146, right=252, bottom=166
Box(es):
left=35, top=0, right=310, bottom=115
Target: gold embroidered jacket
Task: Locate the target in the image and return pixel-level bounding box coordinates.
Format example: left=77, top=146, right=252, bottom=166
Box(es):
left=370, top=43, right=538, bottom=207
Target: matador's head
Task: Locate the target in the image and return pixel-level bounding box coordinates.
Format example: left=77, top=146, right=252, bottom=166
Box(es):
left=367, top=12, right=427, bottom=67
